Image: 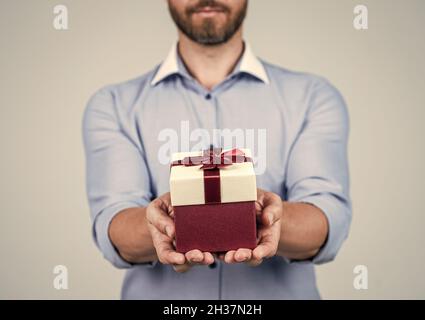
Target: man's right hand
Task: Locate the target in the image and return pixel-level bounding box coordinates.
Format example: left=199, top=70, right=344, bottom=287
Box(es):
left=146, top=193, right=215, bottom=272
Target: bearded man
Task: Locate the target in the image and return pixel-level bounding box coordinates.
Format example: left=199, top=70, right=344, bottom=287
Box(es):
left=83, top=0, right=351, bottom=299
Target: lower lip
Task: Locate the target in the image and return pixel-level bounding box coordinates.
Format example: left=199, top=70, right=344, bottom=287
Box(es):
left=193, top=10, right=224, bottom=17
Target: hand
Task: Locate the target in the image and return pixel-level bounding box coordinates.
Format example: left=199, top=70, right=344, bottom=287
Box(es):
left=146, top=193, right=215, bottom=272
left=219, top=189, right=282, bottom=266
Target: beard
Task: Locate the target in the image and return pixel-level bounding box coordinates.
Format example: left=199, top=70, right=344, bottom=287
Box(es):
left=168, top=0, right=248, bottom=46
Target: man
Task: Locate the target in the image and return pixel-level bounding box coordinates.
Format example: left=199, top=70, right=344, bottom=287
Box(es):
left=83, top=0, right=351, bottom=299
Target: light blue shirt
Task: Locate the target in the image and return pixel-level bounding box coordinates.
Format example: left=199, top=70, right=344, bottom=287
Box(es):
left=83, top=43, right=351, bottom=299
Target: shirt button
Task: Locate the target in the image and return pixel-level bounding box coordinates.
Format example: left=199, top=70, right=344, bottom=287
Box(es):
left=205, top=93, right=212, bottom=100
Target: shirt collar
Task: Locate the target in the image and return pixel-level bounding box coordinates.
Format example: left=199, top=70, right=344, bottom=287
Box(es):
left=150, top=41, right=269, bottom=86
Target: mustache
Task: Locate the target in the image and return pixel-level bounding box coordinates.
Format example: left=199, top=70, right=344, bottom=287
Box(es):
left=186, top=0, right=230, bottom=14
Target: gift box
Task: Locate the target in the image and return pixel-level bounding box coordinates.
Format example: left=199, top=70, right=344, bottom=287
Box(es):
left=169, top=147, right=257, bottom=253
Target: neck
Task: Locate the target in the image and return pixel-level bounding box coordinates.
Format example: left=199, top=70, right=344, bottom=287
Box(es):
left=177, top=30, right=244, bottom=90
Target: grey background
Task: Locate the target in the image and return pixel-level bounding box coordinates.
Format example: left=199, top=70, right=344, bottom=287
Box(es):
left=0, top=0, right=424, bottom=299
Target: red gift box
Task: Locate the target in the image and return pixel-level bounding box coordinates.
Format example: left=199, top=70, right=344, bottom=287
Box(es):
left=170, top=148, right=257, bottom=253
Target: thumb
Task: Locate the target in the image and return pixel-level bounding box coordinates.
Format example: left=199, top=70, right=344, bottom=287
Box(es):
left=147, top=198, right=175, bottom=238
left=259, top=192, right=282, bottom=226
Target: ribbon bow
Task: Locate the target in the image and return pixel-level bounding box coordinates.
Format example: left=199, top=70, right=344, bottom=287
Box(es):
left=172, top=148, right=251, bottom=170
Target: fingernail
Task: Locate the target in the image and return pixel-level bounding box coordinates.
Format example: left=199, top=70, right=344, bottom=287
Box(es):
left=268, top=213, right=273, bottom=225
left=165, top=226, right=172, bottom=237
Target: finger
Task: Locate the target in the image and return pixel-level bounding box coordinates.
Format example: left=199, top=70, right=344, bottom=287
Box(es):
left=167, top=251, right=187, bottom=265
left=255, top=191, right=282, bottom=226
left=173, top=263, right=191, bottom=273
left=148, top=201, right=175, bottom=237
left=262, top=208, right=279, bottom=227
left=159, top=192, right=172, bottom=204
left=159, top=247, right=186, bottom=265
left=173, top=252, right=214, bottom=272
left=224, top=250, right=237, bottom=264
left=157, top=243, right=186, bottom=265
left=185, top=250, right=204, bottom=263
left=261, top=196, right=282, bottom=227
left=252, top=234, right=278, bottom=260
left=147, top=199, right=175, bottom=238
left=246, top=257, right=263, bottom=267
left=202, top=252, right=215, bottom=265
left=151, top=194, right=173, bottom=215
left=234, top=248, right=252, bottom=262
left=252, top=223, right=280, bottom=261
left=253, top=244, right=273, bottom=260
left=255, top=188, right=267, bottom=211
left=149, top=226, right=185, bottom=265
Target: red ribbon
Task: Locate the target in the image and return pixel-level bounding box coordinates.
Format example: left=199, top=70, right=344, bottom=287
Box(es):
left=171, top=148, right=252, bottom=204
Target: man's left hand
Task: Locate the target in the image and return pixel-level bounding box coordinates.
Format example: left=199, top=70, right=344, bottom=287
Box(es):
left=219, top=188, right=282, bottom=266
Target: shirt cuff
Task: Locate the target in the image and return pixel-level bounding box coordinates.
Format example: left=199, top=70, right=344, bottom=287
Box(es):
left=304, top=194, right=350, bottom=264
left=283, top=194, right=351, bottom=265
left=93, top=201, right=157, bottom=269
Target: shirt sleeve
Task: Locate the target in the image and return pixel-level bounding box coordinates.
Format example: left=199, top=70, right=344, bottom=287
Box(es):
left=285, top=77, right=352, bottom=265
left=82, top=86, right=153, bottom=269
